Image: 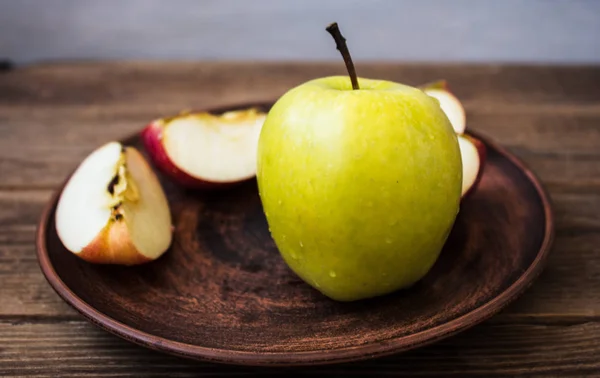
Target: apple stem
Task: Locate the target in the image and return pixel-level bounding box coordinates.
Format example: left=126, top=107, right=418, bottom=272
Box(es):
left=326, top=22, right=359, bottom=90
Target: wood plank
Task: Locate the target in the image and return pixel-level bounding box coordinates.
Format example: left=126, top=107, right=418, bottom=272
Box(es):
left=0, top=190, right=50, bottom=244
left=2, top=185, right=599, bottom=318
left=1, top=63, right=599, bottom=107
left=0, top=245, right=74, bottom=317
left=1, top=320, right=599, bottom=376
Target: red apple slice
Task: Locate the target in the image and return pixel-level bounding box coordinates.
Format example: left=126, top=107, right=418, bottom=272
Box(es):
left=458, top=134, right=487, bottom=199
left=421, top=80, right=466, bottom=135
left=55, top=142, right=173, bottom=265
left=142, top=108, right=267, bottom=189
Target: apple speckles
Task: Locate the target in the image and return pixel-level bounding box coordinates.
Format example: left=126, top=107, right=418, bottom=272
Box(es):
left=329, top=270, right=337, bottom=278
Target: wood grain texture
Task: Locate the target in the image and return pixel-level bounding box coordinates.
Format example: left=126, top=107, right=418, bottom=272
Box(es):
left=0, top=190, right=50, bottom=244
left=1, top=62, right=600, bottom=373
left=2, top=320, right=600, bottom=377
left=1, top=63, right=599, bottom=106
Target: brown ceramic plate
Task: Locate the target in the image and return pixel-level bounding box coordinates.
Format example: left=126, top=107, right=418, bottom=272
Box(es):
left=36, top=102, right=554, bottom=367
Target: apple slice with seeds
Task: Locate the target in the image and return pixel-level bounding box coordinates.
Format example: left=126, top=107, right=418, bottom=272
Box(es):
left=55, top=142, right=173, bottom=265
left=142, top=108, right=267, bottom=189
left=421, top=80, right=466, bottom=135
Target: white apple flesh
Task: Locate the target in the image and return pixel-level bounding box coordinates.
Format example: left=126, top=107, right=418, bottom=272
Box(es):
left=55, top=142, right=173, bottom=265
left=458, top=134, right=486, bottom=198
left=421, top=81, right=466, bottom=135
left=142, top=109, right=267, bottom=189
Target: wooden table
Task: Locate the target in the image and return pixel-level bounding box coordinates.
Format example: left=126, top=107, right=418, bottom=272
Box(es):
left=1, top=62, right=599, bottom=376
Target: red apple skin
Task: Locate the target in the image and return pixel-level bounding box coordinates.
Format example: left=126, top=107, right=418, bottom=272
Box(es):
left=461, top=134, right=487, bottom=201
left=141, top=121, right=251, bottom=190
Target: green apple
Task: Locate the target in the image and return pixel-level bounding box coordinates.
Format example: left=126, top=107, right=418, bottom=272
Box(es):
left=257, top=75, right=462, bottom=301
left=256, top=23, right=462, bottom=301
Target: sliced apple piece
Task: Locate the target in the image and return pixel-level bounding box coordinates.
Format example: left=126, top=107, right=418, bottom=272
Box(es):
left=421, top=80, right=466, bottom=135
left=142, top=108, right=267, bottom=189
left=55, top=142, right=173, bottom=265
left=458, top=134, right=487, bottom=199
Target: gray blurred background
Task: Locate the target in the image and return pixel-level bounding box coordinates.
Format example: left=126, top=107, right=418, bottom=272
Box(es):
left=1, top=0, right=599, bottom=65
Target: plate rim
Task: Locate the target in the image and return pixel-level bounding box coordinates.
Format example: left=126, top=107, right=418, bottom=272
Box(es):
left=35, top=103, right=555, bottom=366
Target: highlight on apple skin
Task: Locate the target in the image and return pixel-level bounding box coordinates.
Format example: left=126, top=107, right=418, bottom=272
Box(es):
left=458, top=134, right=487, bottom=199
left=420, top=80, right=466, bottom=135
left=141, top=108, right=267, bottom=189
left=55, top=141, right=173, bottom=265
